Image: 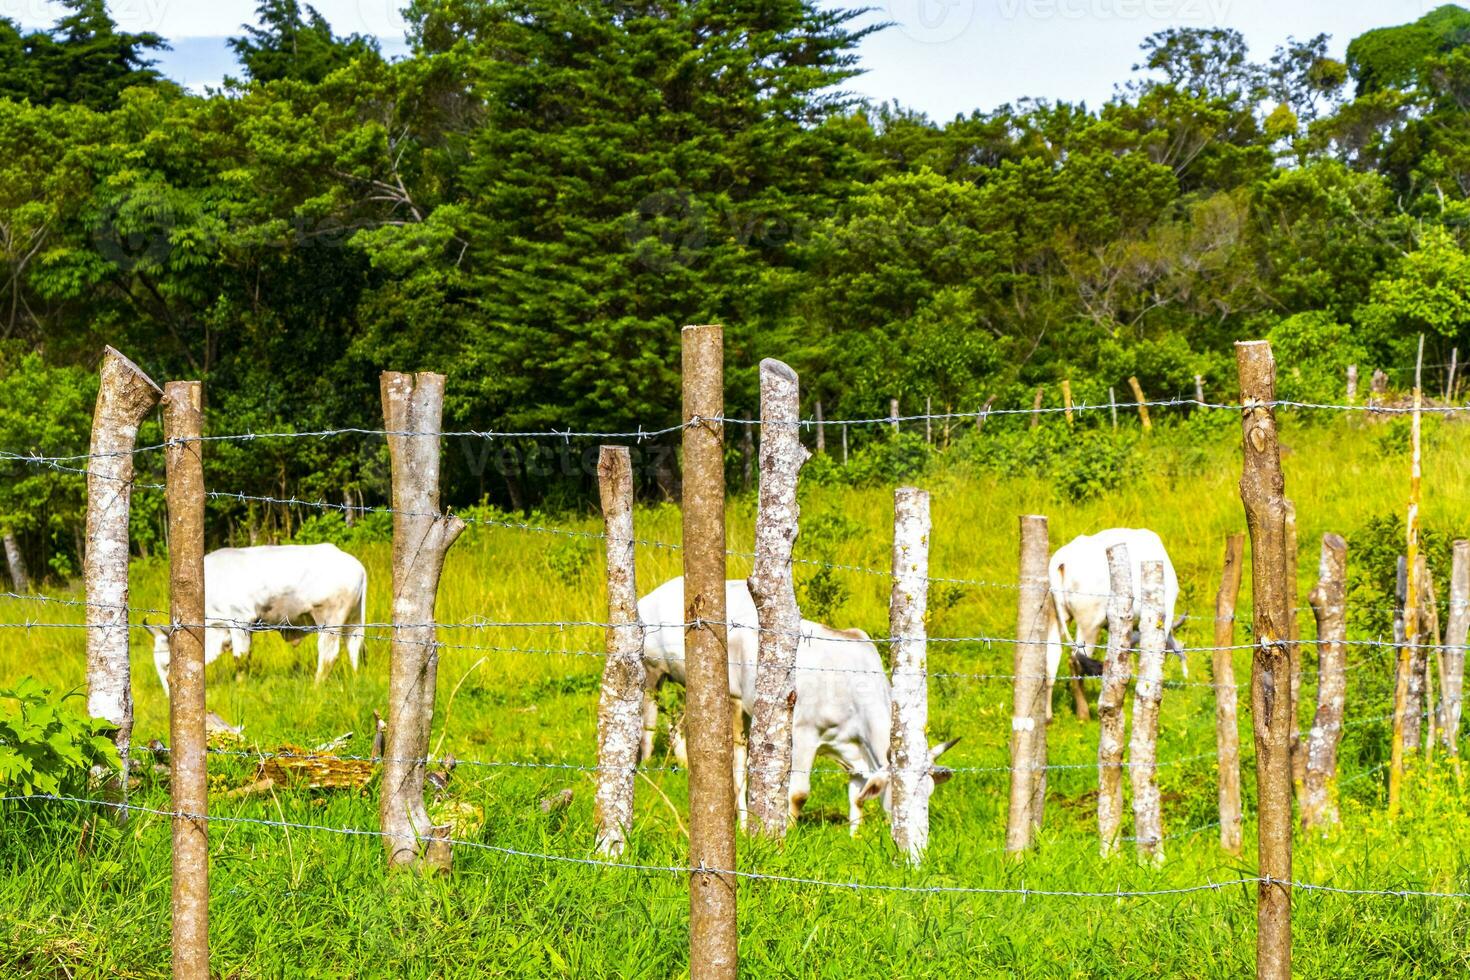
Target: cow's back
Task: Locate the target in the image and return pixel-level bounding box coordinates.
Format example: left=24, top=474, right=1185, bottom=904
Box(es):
left=637, top=577, right=758, bottom=695
left=205, top=544, right=366, bottom=620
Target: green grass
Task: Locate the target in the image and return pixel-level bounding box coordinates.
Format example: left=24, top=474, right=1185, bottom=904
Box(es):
left=3, top=413, right=1470, bottom=977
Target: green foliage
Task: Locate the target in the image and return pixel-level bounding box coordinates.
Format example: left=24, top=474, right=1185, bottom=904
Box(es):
left=1346, top=513, right=1464, bottom=637
left=292, top=509, right=394, bottom=547
left=543, top=537, right=597, bottom=586
left=0, top=679, right=119, bottom=796
left=229, top=1, right=380, bottom=84
left=1347, top=5, right=1470, bottom=95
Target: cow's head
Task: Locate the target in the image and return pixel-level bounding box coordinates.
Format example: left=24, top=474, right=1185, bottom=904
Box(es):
left=1127, top=615, right=1189, bottom=677
left=142, top=617, right=174, bottom=694
left=856, top=737, right=961, bottom=806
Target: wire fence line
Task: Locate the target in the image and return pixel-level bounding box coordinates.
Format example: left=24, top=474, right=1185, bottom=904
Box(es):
left=5, top=793, right=1463, bottom=902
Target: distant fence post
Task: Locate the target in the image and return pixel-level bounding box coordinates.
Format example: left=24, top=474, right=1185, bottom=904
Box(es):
left=1346, top=364, right=1358, bottom=404
left=1006, top=515, right=1049, bottom=854
left=925, top=396, right=933, bottom=444
left=1443, top=541, right=1470, bottom=752
left=889, top=486, right=931, bottom=864
left=1237, top=339, right=1292, bottom=980
left=1128, top=376, right=1152, bottom=430
left=1286, top=500, right=1305, bottom=796
left=889, top=397, right=900, bottom=434
left=1060, top=380, right=1074, bottom=427
left=595, top=446, right=645, bottom=857
left=814, top=399, right=825, bottom=454
left=163, top=380, right=207, bottom=980
left=841, top=424, right=848, bottom=465
left=1391, top=337, right=1426, bottom=816
left=1129, top=560, right=1167, bottom=866
left=1096, top=543, right=1131, bottom=857
left=1109, top=387, right=1118, bottom=430
left=976, top=394, right=996, bottom=433
left=748, top=359, right=809, bottom=838
left=1448, top=348, right=1459, bottom=403
left=1213, top=533, right=1245, bottom=855
left=1029, top=387, right=1043, bottom=430
left=1418, top=556, right=1441, bottom=765
left=85, top=347, right=161, bottom=783
left=681, top=324, right=737, bottom=980
left=2, top=530, right=28, bottom=593
left=741, top=425, right=754, bottom=493
left=1302, top=534, right=1347, bottom=831
left=379, top=371, right=466, bottom=872
left=1195, top=374, right=1205, bottom=404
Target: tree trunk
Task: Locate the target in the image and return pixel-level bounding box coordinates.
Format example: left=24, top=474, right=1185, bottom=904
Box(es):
left=85, top=347, right=161, bottom=775
left=594, top=447, right=645, bottom=857
left=888, top=487, right=931, bottom=864
left=747, top=359, right=809, bottom=838
left=1096, top=543, right=1132, bottom=857
left=1237, top=340, right=1292, bottom=980
left=1213, top=533, right=1245, bottom=855
left=1129, top=561, right=1168, bottom=866
left=2, top=530, right=28, bottom=593
left=1006, top=515, right=1049, bottom=854
left=378, top=372, right=466, bottom=872
left=163, top=381, right=208, bottom=980
left=681, top=324, right=736, bottom=980
left=1302, top=534, right=1347, bottom=831
left=1442, top=540, right=1470, bottom=750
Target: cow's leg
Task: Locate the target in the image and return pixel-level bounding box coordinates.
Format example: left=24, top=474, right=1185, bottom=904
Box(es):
left=788, top=727, right=820, bottom=823
left=1071, top=620, right=1103, bottom=722
left=1044, top=614, right=1063, bottom=724
left=639, top=674, right=662, bottom=762
left=314, top=622, right=342, bottom=683
left=227, top=626, right=251, bottom=681
left=731, top=696, right=749, bottom=831
left=827, top=741, right=876, bottom=836
left=345, top=611, right=365, bottom=672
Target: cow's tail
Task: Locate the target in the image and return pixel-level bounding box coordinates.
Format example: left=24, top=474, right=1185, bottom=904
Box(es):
left=1049, top=564, right=1075, bottom=650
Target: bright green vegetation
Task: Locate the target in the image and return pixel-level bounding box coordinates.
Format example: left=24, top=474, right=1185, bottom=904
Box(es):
left=4, top=414, right=1470, bottom=976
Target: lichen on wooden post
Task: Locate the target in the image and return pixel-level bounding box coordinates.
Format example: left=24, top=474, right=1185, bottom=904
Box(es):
left=379, top=371, right=466, bottom=872
left=1213, top=533, right=1245, bottom=855
left=1129, top=561, right=1167, bottom=866
left=1302, top=534, right=1347, bottom=831
left=1006, top=515, right=1049, bottom=854
left=164, top=380, right=208, bottom=980
left=1443, top=541, right=1470, bottom=751
left=594, top=446, right=645, bottom=857
left=86, top=347, right=161, bottom=776
left=1237, top=339, right=1292, bottom=980
left=747, top=359, right=810, bottom=838
left=888, top=487, right=931, bottom=864
left=1096, top=543, right=1132, bottom=857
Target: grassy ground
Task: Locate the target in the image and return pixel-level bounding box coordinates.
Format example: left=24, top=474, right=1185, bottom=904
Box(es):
left=3, top=412, right=1470, bottom=977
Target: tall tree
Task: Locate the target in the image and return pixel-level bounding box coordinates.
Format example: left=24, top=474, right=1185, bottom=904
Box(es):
left=38, top=0, right=168, bottom=109
left=230, top=0, right=380, bottom=85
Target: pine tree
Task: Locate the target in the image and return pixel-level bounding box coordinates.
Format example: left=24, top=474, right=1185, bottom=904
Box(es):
left=230, top=0, right=380, bottom=85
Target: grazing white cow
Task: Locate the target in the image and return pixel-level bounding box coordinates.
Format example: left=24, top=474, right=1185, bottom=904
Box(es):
left=1046, top=528, right=1186, bottom=718
left=144, top=543, right=367, bottom=693
left=637, top=577, right=957, bottom=832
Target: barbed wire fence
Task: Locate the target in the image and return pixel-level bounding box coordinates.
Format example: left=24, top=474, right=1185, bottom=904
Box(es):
left=0, top=343, right=1466, bottom=978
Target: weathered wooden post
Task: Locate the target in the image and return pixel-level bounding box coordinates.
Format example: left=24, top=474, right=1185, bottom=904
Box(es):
left=925, top=396, right=933, bottom=444
left=1109, top=387, right=1118, bottom=431
left=1391, top=336, right=1426, bottom=817
left=682, top=324, right=737, bottom=979
left=1061, top=380, right=1074, bottom=427
left=379, top=372, right=466, bottom=872
left=1443, top=540, right=1470, bottom=751
left=814, top=399, right=826, bottom=454
left=85, top=347, right=161, bottom=774
left=2, top=531, right=27, bottom=593
left=1302, top=534, right=1347, bottom=831
left=1096, top=543, right=1131, bottom=856
left=741, top=425, right=754, bottom=493
left=163, top=380, right=207, bottom=980
left=889, top=397, right=900, bottom=434
left=1418, top=556, right=1441, bottom=765
left=1214, top=533, right=1245, bottom=855
left=1286, top=500, right=1305, bottom=795
left=595, top=446, right=645, bottom=857
left=1237, top=339, right=1292, bottom=980
left=1029, top=387, right=1043, bottom=430
left=1129, top=561, right=1167, bottom=866
left=1006, top=515, right=1049, bottom=854
left=1393, top=556, right=1422, bottom=755
left=1448, top=349, right=1459, bottom=403
left=889, top=487, right=932, bottom=863
left=976, top=393, right=997, bottom=432
left=1346, top=364, right=1358, bottom=404
left=1195, top=374, right=1205, bottom=404
left=841, top=424, right=848, bottom=465
left=747, top=359, right=809, bottom=838
left=1128, top=376, right=1152, bottom=431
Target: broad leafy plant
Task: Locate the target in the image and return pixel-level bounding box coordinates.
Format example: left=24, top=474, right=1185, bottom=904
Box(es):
left=0, top=679, right=120, bottom=797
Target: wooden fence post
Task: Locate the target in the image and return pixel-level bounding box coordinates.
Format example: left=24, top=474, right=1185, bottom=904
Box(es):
left=976, top=394, right=996, bottom=433
left=1443, top=540, right=1470, bottom=751
left=1128, top=376, right=1152, bottom=430
left=85, top=347, right=161, bottom=776
left=1286, top=500, right=1305, bottom=796
left=2, top=530, right=28, bottom=593
left=1418, top=556, right=1441, bottom=765
left=889, top=397, right=900, bottom=434
left=1109, top=388, right=1118, bottom=430
left=1061, top=380, right=1074, bottom=427
left=841, top=424, right=848, bottom=465
left=681, top=324, right=737, bottom=980
left=814, top=399, right=825, bottom=454
left=595, top=446, right=645, bottom=857
left=1096, top=543, right=1132, bottom=857
left=1029, top=387, right=1043, bottom=430
left=747, top=359, right=809, bottom=838
left=1346, top=364, right=1358, bottom=404
left=1006, top=515, right=1049, bottom=854
left=1391, top=336, right=1426, bottom=817
left=1448, top=348, right=1459, bottom=403
left=1214, top=533, right=1245, bottom=855
left=1237, top=339, right=1292, bottom=980
left=379, top=372, right=466, bottom=872
left=741, top=425, right=754, bottom=493
left=163, top=380, right=207, bottom=980
left=1195, top=374, right=1206, bottom=404
left=889, top=487, right=931, bottom=864
left=1129, top=561, right=1167, bottom=866
left=1302, top=534, right=1347, bottom=831
left=925, top=396, right=933, bottom=444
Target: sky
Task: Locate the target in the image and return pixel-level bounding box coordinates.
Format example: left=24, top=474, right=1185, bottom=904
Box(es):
left=6, top=0, right=1444, bottom=117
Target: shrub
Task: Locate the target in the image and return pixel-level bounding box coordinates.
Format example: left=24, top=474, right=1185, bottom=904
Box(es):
left=0, top=679, right=121, bottom=797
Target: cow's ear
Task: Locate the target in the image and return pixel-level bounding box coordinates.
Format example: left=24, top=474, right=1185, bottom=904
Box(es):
left=856, top=773, right=887, bottom=803
left=931, top=766, right=954, bottom=786
left=141, top=617, right=166, bottom=640
left=1171, top=614, right=1186, bottom=632
left=929, top=737, right=960, bottom=763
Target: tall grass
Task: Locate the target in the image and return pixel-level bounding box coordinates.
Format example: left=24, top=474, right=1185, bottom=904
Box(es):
left=2, top=412, right=1470, bottom=977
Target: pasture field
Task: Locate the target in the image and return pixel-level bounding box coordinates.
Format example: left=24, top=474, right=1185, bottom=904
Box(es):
left=4, top=412, right=1470, bottom=977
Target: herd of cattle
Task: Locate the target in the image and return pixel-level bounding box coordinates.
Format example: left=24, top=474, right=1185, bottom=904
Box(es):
left=143, top=528, right=1184, bottom=828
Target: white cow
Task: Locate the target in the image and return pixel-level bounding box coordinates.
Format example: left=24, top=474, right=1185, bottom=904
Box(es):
left=1046, top=528, right=1185, bottom=718
left=144, top=543, right=368, bottom=693
left=638, top=576, right=957, bottom=832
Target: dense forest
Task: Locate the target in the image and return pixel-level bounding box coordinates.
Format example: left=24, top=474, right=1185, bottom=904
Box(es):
left=3, top=0, right=1470, bottom=579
